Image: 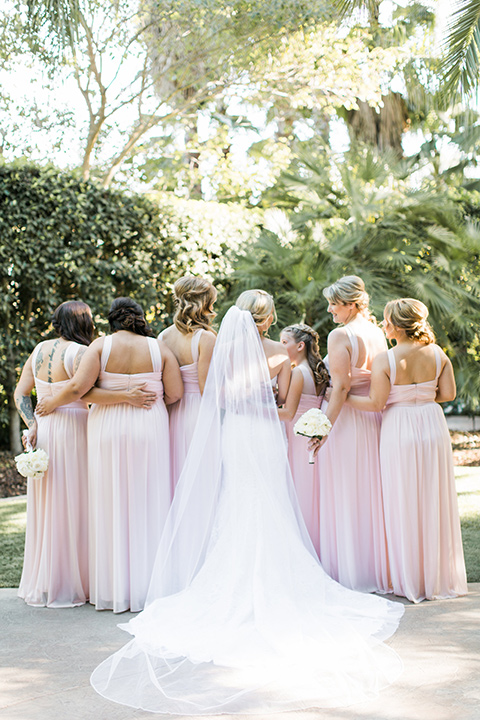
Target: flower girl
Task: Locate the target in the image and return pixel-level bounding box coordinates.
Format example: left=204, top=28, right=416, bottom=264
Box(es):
left=279, top=324, right=329, bottom=555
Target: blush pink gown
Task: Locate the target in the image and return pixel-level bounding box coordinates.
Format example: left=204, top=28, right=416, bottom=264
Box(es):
left=317, top=326, right=390, bottom=593
left=380, top=347, right=467, bottom=602
left=165, top=329, right=203, bottom=492
left=18, top=342, right=89, bottom=607
left=285, top=365, right=322, bottom=556
left=88, top=336, right=171, bottom=613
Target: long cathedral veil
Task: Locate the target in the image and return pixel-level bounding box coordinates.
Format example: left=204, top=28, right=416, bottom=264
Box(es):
left=91, top=305, right=404, bottom=715
left=144, top=305, right=315, bottom=601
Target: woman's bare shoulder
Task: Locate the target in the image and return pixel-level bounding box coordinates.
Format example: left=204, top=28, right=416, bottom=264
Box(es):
left=263, top=337, right=288, bottom=356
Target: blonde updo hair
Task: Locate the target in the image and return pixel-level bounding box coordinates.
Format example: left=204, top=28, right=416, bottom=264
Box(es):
left=384, top=298, right=435, bottom=344
left=323, top=275, right=371, bottom=317
left=173, top=275, right=217, bottom=334
left=235, top=289, right=277, bottom=327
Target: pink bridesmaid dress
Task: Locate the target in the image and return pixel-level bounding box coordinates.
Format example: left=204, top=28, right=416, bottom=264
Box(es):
left=317, top=326, right=390, bottom=593
left=88, top=336, right=171, bottom=613
left=166, top=329, right=203, bottom=491
left=285, top=365, right=322, bottom=556
left=18, top=342, right=89, bottom=607
left=380, top=347, right=467, bottom=602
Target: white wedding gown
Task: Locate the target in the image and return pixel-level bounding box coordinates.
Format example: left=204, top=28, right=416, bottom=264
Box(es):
left=91, top=307, right=404, bottom=714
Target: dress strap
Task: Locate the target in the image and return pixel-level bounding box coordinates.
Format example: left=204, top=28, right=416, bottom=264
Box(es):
left=387, top=349, right=396, bottom=386
left=100, top=336, right=113, bottom=371
left=147, top=337, right=162, bottom=373
left=31, top=342, right=44, bottom=379
left=433, top=345, right=442, bottom=379
left=64, top=342, right=82, bottom=378
left=344, top=326, right=359, bottom=367
left=191, top=329, right=203, bottom=363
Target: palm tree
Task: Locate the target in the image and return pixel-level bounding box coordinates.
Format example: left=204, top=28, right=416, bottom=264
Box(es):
left=230, top=144, right=480, bottom=408
left=27, top=0, right=82, bottom=44
left=441, top=0, right=480, bottom=100
left=337, top=0, right=480, bottom=102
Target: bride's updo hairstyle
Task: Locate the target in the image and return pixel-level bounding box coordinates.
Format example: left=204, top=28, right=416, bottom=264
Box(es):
left=384, top=298, right=435, bottom=344
left=173, top=276, right=217, bottom=334
left=323, top=276, right=372, bottom=318
left=235, top=289, right=277, bottom=327
left=108, top=297, right=154, bottom=337
left=282, top=323, right=330, bottom=390
left=51, top=301, right=94, bottom=346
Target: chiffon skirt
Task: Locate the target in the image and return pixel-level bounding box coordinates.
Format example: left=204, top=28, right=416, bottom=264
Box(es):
left=91, top=413, right=404, bottom=713
left=380, top=401, right=467, bottom=602
left=317, top=401, right=390, bottom=593
left=168, top=391, right=201, bottom=492
left=18, top=406, right=89, bottom=607
left=88, top=400, right=171, bottom=613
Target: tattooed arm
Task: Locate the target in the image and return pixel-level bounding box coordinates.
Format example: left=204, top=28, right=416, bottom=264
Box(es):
left=14, top=353, right=37, bottom=448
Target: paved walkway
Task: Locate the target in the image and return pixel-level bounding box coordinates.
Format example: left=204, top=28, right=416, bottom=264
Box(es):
left=1, top=585, right=479, bottom=720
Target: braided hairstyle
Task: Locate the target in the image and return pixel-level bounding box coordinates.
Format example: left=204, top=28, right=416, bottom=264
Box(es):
left=282, top=323, right=330, bottom=391
left=384, top=298, right=435, bottom=344
left=173, top=276, right=217, bottom=334
left=107, top=297, right=154, bottom=337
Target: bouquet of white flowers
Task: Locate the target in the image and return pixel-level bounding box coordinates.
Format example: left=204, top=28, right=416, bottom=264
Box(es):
left=294, top=408, right=332, bottom=464
left=15, top=447, right=49, bottom=480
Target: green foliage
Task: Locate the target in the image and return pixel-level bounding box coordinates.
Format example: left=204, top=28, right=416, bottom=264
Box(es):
left=0, top=161, right=168, bottom=447
left=0, top=161, right=260, bottom=447
left=231, top=144, right=480, bottom=407
left=440, top=0, right=480, bottom=101
left=0, top=498, right=26, bottom=588
left=151, top=193, right=261, bottom=318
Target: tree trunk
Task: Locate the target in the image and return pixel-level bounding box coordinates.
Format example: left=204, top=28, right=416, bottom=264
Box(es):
left=346, top=93, right=409, bottom=158
left=9, top=399, right=21, bottom=455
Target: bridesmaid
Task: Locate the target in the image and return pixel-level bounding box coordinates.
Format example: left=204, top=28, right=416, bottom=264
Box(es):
left=347, top=298, right=468, bottom=602
left=14, top=301, right=93, bottom=607
left=159, top=276, right=217, bottom=490
left=314, top=276, right=391, bottom=593
left=37, top=298, right=183, bottom=612
left=278, top=324, right=329, bottom=555
left=235, top=289, right=291, bottom=405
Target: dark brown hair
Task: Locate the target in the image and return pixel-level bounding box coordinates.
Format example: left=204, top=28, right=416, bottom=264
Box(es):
left=107, top=298, right=154, bottom=337
left=51, top=301, right=94, bottom=346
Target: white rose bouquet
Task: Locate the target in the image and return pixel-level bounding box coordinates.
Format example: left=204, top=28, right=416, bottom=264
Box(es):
left=294, top=408, right=332, bottom=464
left=15, top=447, right=49, bottom=480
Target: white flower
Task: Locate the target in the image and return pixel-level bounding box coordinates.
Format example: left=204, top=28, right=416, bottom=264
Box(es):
left=15, top=448, right=49, bottom=479
left=294, top=408, right=332, bottom=439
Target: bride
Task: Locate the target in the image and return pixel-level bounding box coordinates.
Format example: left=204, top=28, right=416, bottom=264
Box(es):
left=91, top=292, right=404, bottom=715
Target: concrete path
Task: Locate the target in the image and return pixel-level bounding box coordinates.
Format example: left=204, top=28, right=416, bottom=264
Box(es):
left=1, top=586, right=479, bottom=720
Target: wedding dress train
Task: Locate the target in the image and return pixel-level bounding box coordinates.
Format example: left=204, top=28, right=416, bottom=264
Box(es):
left=91, top=307, right=404, bottom=714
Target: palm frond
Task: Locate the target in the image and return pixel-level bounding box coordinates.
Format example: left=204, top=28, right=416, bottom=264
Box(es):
left=441, top=0, right=480, bottom=101
left=27, top=0, right=82, bottom=45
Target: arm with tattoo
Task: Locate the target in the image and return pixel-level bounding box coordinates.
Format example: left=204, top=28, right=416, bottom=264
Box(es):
left=14, top=352, right=38, bottom=447
left=15, top=394, right=36, bottom=429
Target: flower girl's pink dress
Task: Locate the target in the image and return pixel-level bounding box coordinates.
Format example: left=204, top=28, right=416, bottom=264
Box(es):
left=165, top=329, right=203, bottom=491
left=285, top=365, right=322, bottom=556
left=380, top=347, right=467, bottom=602
left=18, top=342, right=89, bottom=607
left=318, top=326, right=390, bottom=593
left=88, top=336, right=171, bottom=613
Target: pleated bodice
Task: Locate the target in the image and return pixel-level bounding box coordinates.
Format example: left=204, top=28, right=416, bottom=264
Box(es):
left=385, top=347, right=440, bottom=407
left=95, top=335, right=164, bottom=399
